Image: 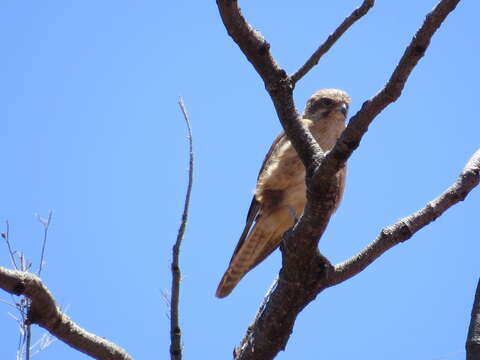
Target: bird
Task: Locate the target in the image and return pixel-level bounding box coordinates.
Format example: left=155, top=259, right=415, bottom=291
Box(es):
left=216, top=89, right=350, bottom=298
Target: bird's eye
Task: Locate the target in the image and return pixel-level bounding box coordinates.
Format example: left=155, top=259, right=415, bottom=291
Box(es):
left=319, top=98, right=335, bottom=107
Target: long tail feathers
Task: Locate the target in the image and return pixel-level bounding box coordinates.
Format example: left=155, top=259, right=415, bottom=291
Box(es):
left=216, top=224, right=274, bottom=298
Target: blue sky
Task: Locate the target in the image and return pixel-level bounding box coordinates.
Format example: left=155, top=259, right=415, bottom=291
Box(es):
left=1, top=1, right=479, bottom=359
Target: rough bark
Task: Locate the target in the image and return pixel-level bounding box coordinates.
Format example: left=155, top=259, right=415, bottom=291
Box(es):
left=467, top=277, right=480, bottom=360
left=216, top=0, right=466, bottom=359
left=0, top=267, right=132, bottom=360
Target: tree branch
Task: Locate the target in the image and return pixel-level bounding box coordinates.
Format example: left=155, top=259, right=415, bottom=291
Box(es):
left=0, top=267, right=132, bottom=360
left=318, top=0, right=461, bottom=184
left=170, top=98, right=194, bottom=360
left=313, top=0, right=460, bottom=197
left=216, top=0, right=324, bottom=174
left=216, top=0, right=465, bottom=359
left=235, top=149, right=478, bottom=360
left=280, top=0, right=462, bottom=284
left=290, top=0, right=375, bottom=85
left=327, top=149, right=480, bottom=287
left=467, top=277, right=480, bottom=360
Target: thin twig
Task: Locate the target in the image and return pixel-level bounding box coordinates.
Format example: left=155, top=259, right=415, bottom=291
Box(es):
left=32, top=209, right=54, bottom=360
left=466, top=277, right=480, bottom=360
left=37, top=210, right=53, bottom=276
left=3, top=221, right=18, bottom=270
left=170, top=97, right=194, bottom=360
left=0, top=297, right=17, bottom=309
left=25, top=324, right=31, bottom=360
left=290, top=0, right=374, bottom=85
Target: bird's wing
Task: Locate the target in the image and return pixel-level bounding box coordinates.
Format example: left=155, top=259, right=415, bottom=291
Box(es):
left=227, top=131, right=286, bottom=265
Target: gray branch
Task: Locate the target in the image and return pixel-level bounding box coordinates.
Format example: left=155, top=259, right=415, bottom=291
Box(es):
left=290, top=0, right=374, bottom=85
left=0, top=267, right=132, bottom=360
left=328, top=149, right=480, bottom=287
left=170, top=98, right=194, bottom=360
left=216, top=0, right=465, bottom=359
left=467, top=276, right=480, bottom=360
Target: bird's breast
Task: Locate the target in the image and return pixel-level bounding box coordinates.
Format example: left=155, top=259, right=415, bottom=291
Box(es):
left=255, top=140, right=305, bottom=209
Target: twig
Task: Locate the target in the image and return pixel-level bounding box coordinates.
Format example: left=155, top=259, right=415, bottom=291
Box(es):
left=37, top=210, right=53, bottom=276
left=170, top=97, right=194, bottom=360
left=25, top=324, right=31, bottom=360
left=3, top=221, right=18, bottom=270
left=0, top=267, right=132, bottom=360
left=466, top=277, right=480, bottom=360
left=290, top=0, right=374, bottom=85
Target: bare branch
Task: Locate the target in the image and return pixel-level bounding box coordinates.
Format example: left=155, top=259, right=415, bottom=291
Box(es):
left=328, top=149, right=480, bottom=286
left=216, top=0, right=323, bottom=175
left=235, top=147, right=478, bottom=360
left=467, top=277, right=480, bottom=360
left=37, top=210, right=53, bottom=276
left=215, top=1, right=465, bottom=358
left=290, top=0, right=375, bottom=85
left=215, top=0, right=283, bottom=86
left=318, top=0, right=461, bottom=184
left=170, top=98, right=194, bottom=360
left=280, top=0, right=463, bottom=282
left=2, top=221, right=18, bottom=270
left=0, top=267, right=132, bottom=360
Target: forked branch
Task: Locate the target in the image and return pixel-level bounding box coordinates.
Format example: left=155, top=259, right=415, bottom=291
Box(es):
left=216, top=0, right=465, bottom=359
left=235, top=148, right=479, bottom=360
left=316, top=0, right=461, bottom=184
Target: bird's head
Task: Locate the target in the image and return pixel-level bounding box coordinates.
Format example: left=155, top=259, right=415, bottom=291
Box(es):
left=303, top=89, right=351, bottom=122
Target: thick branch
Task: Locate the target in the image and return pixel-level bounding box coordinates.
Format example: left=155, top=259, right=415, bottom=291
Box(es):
left=0, top=267, right=132, bottom=360
left=290, top=0, right=374, bottom=85
left=236, top=148, right=478, bottom=360
left=216, top=0, right=324, bottom=174
left=217, top=0, right=464, bottom=359
left=282, top=0, right=462, bottom=287
left=170, top=98, right=194, bottom=360
left=467, top=277, right=480, bottom=360
left=215, top=0, right=283, bottom=86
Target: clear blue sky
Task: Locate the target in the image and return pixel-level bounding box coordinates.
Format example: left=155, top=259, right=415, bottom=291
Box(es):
left=1, top=1, right=479, bottom=359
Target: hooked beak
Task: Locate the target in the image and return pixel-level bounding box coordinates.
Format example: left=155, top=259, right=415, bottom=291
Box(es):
left=339, top=103, right=348, bottom=117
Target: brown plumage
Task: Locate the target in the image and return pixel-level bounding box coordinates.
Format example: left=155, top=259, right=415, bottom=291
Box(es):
left=216, top=89, right=350, bottom=298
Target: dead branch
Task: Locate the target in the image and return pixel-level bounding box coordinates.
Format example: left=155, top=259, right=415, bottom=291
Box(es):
left=216, top=0, right=464, bottom=359
left=170, top=98, right=194, bottom=360
left=328, top=149, right=480, bottom=286
left=235, top=148, right=478, bottom=360
left=37, top=210, right=53, bottom=276
left=467, top=277, right=480, bottom=360
left=317, top=0, right=461, bottom=185
left=2, top=221, right=18, bottom=270
left=290, top=0, right=374, bottom=85
left=216, top=0, right=323, bottom=174
left=0, top=267, right=132, bottom=360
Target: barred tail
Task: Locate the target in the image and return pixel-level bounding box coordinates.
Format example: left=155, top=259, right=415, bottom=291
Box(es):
left=216, top=223, right=274, bottom=298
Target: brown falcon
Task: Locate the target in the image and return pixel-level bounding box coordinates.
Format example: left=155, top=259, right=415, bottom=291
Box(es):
left=216, top=89, right=350, bottom=298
